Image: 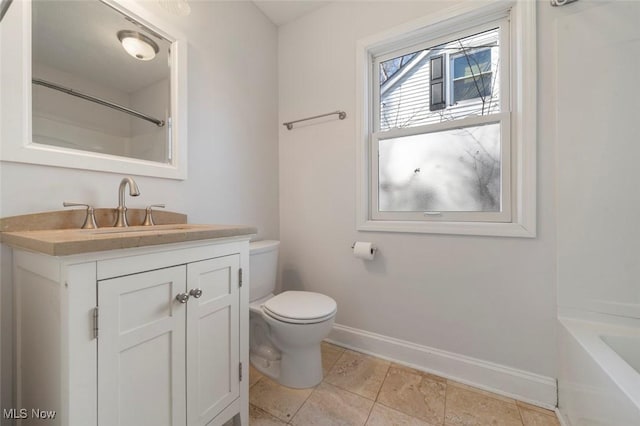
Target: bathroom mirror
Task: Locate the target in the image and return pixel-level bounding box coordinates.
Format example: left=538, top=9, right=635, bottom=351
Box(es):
left=0, top=0, right=187, bottom=179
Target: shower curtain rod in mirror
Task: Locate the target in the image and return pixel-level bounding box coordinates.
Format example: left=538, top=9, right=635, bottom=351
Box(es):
left=550, top=0, right=578, bottom=6
left=0, top=0, right=13, bottom=22
left=32, top=78, right=165, bottom=127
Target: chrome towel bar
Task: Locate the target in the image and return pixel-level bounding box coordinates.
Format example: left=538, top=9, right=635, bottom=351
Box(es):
left=283, top=110, right=346, bottom=130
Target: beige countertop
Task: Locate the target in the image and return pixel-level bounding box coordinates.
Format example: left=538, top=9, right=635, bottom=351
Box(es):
left=0, top=210, right=256, bottom=256
left=1, top=224, right=257, bottom=256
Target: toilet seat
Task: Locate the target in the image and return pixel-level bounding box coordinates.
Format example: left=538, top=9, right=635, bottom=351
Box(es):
left=262, top=291, right=336, bottom=325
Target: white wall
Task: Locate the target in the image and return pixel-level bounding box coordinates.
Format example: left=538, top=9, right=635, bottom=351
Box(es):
left=129, top=78, right=170, bottom=162
left=556, top=0, right=640, bottom=320
left=278, top=0, right=557, bottom=383
left=0, top=0, right=279, bottom=412
left=32, top=62, right=132, bottom=156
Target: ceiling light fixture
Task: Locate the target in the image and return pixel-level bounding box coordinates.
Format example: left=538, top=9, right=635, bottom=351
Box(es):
left=117, top=30, right=159, bottom=61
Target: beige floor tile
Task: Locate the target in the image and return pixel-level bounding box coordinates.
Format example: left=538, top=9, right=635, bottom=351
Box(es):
left=290, top=382, right=374, bottom=426
left=518, top=407, right=560, bottom=426
left=445, top=384, right=523, bottom=426
left=249, top=364, right=264, bottom=388
left=322, top=341, right=345, bottom=376
left=249, top=376, right=313, bottom=422
left=249, top=404, right=289, bottom=426
left=366, top=403, right=434, bottom=426
left=447, top=380, right=516, bottom=405
left=324, top=350, right=391, bottom=400
left=390, top=363, right=447, bottom=383
left=516, top=401, right=556, bottom=417
left=377, top=365, right=446, bottom=424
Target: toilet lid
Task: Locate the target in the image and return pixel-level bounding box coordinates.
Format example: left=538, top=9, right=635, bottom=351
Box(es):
left=262, top=291, right=337, bottom=322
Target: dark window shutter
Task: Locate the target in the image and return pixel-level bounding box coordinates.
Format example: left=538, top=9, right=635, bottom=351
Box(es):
left=429, top=55, right=446, bottom=111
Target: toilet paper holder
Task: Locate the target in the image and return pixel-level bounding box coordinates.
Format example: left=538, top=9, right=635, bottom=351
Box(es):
left=351, top=242, right=377, bottom=254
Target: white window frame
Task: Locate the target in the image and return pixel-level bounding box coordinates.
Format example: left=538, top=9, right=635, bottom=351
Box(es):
left=372, top=20, right=509, bottom=223
left=355, top=0, right=536, bottom=237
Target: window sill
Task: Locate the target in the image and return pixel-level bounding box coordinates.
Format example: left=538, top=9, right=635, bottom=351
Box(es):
left=357, top=219, right=536, bottom=238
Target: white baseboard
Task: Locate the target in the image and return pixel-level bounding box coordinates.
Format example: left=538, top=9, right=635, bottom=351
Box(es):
left=556, top=408, right=571, bottom=426
left=327, top=323, right=557, bottom=410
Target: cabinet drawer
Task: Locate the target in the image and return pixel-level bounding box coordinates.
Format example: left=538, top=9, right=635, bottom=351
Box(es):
left=97, top=240, right=245, bottom=279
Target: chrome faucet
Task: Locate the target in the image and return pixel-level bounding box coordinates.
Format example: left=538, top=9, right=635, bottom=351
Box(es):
left=114, top=177, right=140, bottom=227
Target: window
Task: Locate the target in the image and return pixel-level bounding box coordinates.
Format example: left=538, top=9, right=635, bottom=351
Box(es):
left=450, top=48, right=494, bottom=104
left=356, top=1, right=536, bottom=237
left=375, top=25, right=506, bottom=221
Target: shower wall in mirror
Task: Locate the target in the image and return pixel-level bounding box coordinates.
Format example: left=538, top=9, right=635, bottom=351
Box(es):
left=32, top=0, right=171, bottom=163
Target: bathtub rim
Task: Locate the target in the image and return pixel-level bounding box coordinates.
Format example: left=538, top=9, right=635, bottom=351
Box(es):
left=559, top=316, right=640, bottom=412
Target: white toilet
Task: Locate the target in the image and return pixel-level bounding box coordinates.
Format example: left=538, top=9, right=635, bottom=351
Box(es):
left=249, top=240, right=337, bottom=388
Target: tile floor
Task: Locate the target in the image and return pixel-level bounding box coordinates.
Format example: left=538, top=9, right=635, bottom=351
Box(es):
left=248, top=342, right=560, bottom=426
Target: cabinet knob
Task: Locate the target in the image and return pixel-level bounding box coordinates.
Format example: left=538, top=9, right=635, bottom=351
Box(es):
left=189, top=288, right=203, bottom=298
left=175, top=292, right=189, bottom=303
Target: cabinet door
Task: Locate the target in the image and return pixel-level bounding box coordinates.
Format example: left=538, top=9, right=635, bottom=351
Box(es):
left=98, top=266, right=187, bottom=426
left=186, top=255, right=240, bottom=426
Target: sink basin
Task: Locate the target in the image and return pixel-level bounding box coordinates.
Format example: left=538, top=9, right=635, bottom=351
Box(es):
left=84, top=224, right=197, bottom=234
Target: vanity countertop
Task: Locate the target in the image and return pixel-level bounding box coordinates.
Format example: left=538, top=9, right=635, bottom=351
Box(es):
left=0, top=223, right=257, bottom=256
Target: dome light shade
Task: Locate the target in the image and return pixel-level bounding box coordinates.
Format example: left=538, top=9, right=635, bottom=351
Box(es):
left=117, top=30, right=159, bottom=61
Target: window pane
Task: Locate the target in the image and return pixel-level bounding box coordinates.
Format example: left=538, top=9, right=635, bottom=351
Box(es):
left=379, top=52, right=418, bottom=84
left=378, top=122, right=501, bottom=212
left=453, top=73, right=493, bottom=103
left=379, top=27, right=500, bottom=131
left=452, top=49, right=492, bottom=79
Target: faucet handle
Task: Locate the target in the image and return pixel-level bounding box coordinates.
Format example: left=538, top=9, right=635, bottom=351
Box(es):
left=143, top=204, right=165, bottom=226
left=63, top=202, right=98, bottom=229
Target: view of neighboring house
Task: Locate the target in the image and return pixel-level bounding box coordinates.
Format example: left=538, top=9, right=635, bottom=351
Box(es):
left=379, top=27, right=500, bottom=131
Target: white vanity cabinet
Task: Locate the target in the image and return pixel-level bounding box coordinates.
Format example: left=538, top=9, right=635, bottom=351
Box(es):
left=12, top=237, right=250, bottom=426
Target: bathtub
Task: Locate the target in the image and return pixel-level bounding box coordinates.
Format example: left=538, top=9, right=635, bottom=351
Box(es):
left=558, top=317, right=640, bottom=425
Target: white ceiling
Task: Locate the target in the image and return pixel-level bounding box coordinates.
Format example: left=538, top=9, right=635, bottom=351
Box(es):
left=253, top=1, right=330, bottom=26
left=33, top=1, right=170, bottom=94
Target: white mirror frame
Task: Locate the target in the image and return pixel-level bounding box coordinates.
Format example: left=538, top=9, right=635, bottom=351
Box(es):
left=0, top=0, right=188, bottom=180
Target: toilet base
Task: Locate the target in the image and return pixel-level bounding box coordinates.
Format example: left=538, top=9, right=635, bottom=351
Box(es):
left=250, top=343, right=323, bottom=389
left=278, top=343, right=323, bottom=388
left=250, top=353, right=281, bottom=381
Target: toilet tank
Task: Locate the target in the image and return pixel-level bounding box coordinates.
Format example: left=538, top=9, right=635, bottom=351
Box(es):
left=249, top=240, right=280, bottom=302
